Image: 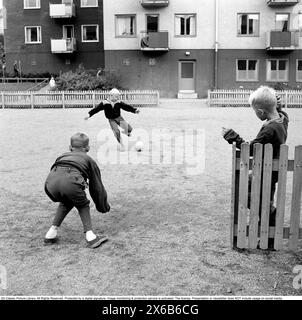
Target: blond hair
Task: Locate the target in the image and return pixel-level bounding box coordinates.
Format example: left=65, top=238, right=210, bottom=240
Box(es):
left=248, top=86, right=277, bottom=113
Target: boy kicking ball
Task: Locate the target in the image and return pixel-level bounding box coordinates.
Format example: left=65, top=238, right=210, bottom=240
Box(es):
left=84, top=88, right=140, bottom=151
left=44, top=133, right=110, bottom=249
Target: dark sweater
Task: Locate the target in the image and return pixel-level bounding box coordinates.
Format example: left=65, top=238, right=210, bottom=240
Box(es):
left=88, top=100, right=138, bottom=120
left=224, top=111, right=289, bottom=184
left=50, top=151, right=110, bottom=213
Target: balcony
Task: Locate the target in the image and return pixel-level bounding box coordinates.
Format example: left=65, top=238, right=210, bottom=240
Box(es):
left=266, top=30, right=300, bottom=50
left=140, top=0, right=169, bottom=8
left=267, top=0, right=299, bottom=7
left=51, top=38, right=77, bottom=53
left=49, top=2, right=76, bottom=18
left=140, top=31, right=169, bottom=52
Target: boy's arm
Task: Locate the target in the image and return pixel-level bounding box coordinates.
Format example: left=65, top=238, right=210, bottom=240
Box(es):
left=119, top=102, right=139, bottom=114
left=224, top=126, right=273, bottom=155
left=85, top=102, right=105, bottom=119
left=88, top=161, right=110, bottom=213
left=223, top=129, right=245, bottom=149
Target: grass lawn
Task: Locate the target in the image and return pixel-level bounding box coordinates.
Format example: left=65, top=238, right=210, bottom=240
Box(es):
left=0, top=101, right=302, bottom=296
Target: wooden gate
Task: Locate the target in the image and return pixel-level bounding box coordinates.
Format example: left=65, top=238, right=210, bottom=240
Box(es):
left=231, top=143, right=302, bottom=250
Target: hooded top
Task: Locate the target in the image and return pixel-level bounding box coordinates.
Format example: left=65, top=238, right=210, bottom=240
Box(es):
left=50, top=151, right=110, bottom=213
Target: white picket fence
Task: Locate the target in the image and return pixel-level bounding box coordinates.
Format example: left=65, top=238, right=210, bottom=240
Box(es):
left=0, top=90, right=159, bottom=109
left=208, top=89, right=302, bottom=108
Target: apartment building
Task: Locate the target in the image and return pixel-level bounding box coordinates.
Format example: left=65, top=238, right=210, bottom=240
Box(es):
left=4, top=0, right=104, bottom=75
left=104, top=0, right=302, bottom=98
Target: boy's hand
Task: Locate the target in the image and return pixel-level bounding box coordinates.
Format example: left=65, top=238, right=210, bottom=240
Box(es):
left=84, top=116, right=90, bottom=120
left=135, top=108, right=140, bottom=114
left=222, top=127, right=231, bottom=137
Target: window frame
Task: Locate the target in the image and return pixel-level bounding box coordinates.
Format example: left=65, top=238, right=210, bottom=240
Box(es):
left=174, top=13, right=197, bottom=37
left=266, top=59, right=289, bottom=82
left=81, top=24, right=99, bottom=43
left=24, top=26, right=42, bottom=44
left=237, top=13, right=260, bottom=37
left=236, top=59, right=259, bottom=82
left=80, top=0, right=98, bottom=8
left=24, top=0, right=41, bottom=9
left=296, top=59, right=302, bottom=82
left=115, top=14, right=137, bottom=38
left=275, top=13, right=290, bottom=32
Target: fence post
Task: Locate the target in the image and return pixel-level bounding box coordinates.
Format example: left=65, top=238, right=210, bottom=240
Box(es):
left=30, top=92, right=34, bottom=109
left=285, top=91, right=288, bottom=109
left=62, top=92, right=65, bottom=109
left=1, top=92, right=4, bottom=109
left=92, top=91, right=96, bottom=108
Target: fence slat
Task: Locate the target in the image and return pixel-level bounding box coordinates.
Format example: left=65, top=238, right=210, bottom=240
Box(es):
left=260, top=144, right=273, bottom=249
left=248, top=143, right=263, bottom=249
left=230, top=143, right=237, bottom=248
left=237, top=143, right=250, bottom=249
left=274, top=145, right=289, bottom=250
left=289, top=145, right=302, bottom=251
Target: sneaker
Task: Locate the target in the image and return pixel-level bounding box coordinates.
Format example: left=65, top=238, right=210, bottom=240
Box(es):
left=87, top=235, right=108, bottom=249
left=44, top=237, right=59, bottom=245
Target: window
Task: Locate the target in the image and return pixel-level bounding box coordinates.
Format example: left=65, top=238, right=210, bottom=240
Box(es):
left=266, top=59, right=288, bottom=82
left=24, top=0, right=40, bottom=9
left=297, top=60, right=302, bottom=82
left=81, top=0, right=98, bottom=7
left=236, top=59, right=259, bottom=81
left=24, top=26, right=42, bottom=44
left=275, top=13, right=289, bottom=31
left=115, top=15, right=136, bottom=37
left=146, top=14, right=159, bottom=33
left=82, top=25, right=99, bottom=42
left=175, top=14, right=196, bottom=36
left=237, top=13, right=259, bottom=36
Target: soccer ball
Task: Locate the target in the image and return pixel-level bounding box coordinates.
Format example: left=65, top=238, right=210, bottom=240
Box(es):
left=135, top=140, right=144, bottom=152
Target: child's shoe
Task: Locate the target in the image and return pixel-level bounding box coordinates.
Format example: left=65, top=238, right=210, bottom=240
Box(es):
left=44, top=237, right=59, bottom=245
left=87, top=235, right=108, bottom=249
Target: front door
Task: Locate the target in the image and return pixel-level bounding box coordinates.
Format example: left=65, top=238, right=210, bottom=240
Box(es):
left=178, top=61, right=195, bottom=91
left=63, top=25, right=74, bottom=39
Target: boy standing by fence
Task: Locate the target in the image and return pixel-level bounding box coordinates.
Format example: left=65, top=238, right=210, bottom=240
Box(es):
left=222, top=86, right=289, bottom=249
left=44, top=133, right=110, bottom=248
left=85, top=88, right=140, bottom=150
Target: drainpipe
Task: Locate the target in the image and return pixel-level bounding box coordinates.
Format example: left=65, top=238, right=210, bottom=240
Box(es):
left=214, top=0, right=219, bottom=89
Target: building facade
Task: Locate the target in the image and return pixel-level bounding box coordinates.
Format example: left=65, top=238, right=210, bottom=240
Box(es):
left=4, top=0, right=104, bottom=76
left=3, top=1, right=302, bottom=97
left=104, top=0, right=302, bottom=98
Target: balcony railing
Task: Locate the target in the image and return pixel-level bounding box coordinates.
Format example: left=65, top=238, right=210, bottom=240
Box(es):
left=49, top=2, right=76, bottom=18
left=266, top=30, right=300, bottom=50
left=267, top=0, right=299, bottom=6
left=51, top=38, right=77, bottom=53
left=140, top=0, right=169, bottom=8
left=140, top=31, right=169, bottom=51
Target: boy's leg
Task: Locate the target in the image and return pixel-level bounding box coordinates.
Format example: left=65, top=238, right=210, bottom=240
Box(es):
left=77, top=204, right=108, bottom=248
left=52, top=202, right=74, bottom=227
left=117, top=116, right=133, bottom=136
left=109, top=119, right=122, bottom=143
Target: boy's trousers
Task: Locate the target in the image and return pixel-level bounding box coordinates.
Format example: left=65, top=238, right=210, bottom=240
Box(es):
left=109, top=116, right=132, bottom=143
left=44, top=166, right=93, bottom=232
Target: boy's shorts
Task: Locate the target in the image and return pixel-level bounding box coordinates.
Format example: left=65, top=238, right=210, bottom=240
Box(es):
left=45, top=166, right=90, bottom=209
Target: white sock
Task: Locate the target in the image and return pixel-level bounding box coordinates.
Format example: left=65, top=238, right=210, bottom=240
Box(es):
left=45, top=226, right=58, bottom=239
left=86, top=230, right=97, bottom=242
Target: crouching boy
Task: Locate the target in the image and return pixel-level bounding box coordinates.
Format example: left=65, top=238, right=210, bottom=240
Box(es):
left=44, top=132, right=110, bottom=248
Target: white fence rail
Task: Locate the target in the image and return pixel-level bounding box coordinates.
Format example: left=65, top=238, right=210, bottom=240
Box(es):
left=208, top=89, right=302, bottom=108
left=0, top=90, right=159, bottom=109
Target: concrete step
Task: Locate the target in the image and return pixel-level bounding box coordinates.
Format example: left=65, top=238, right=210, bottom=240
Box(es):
left=177, top=91, right=198, bottom=99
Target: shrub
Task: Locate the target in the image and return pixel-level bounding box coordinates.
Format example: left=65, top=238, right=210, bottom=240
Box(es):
left=54, top=65, right=123, bottom=91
